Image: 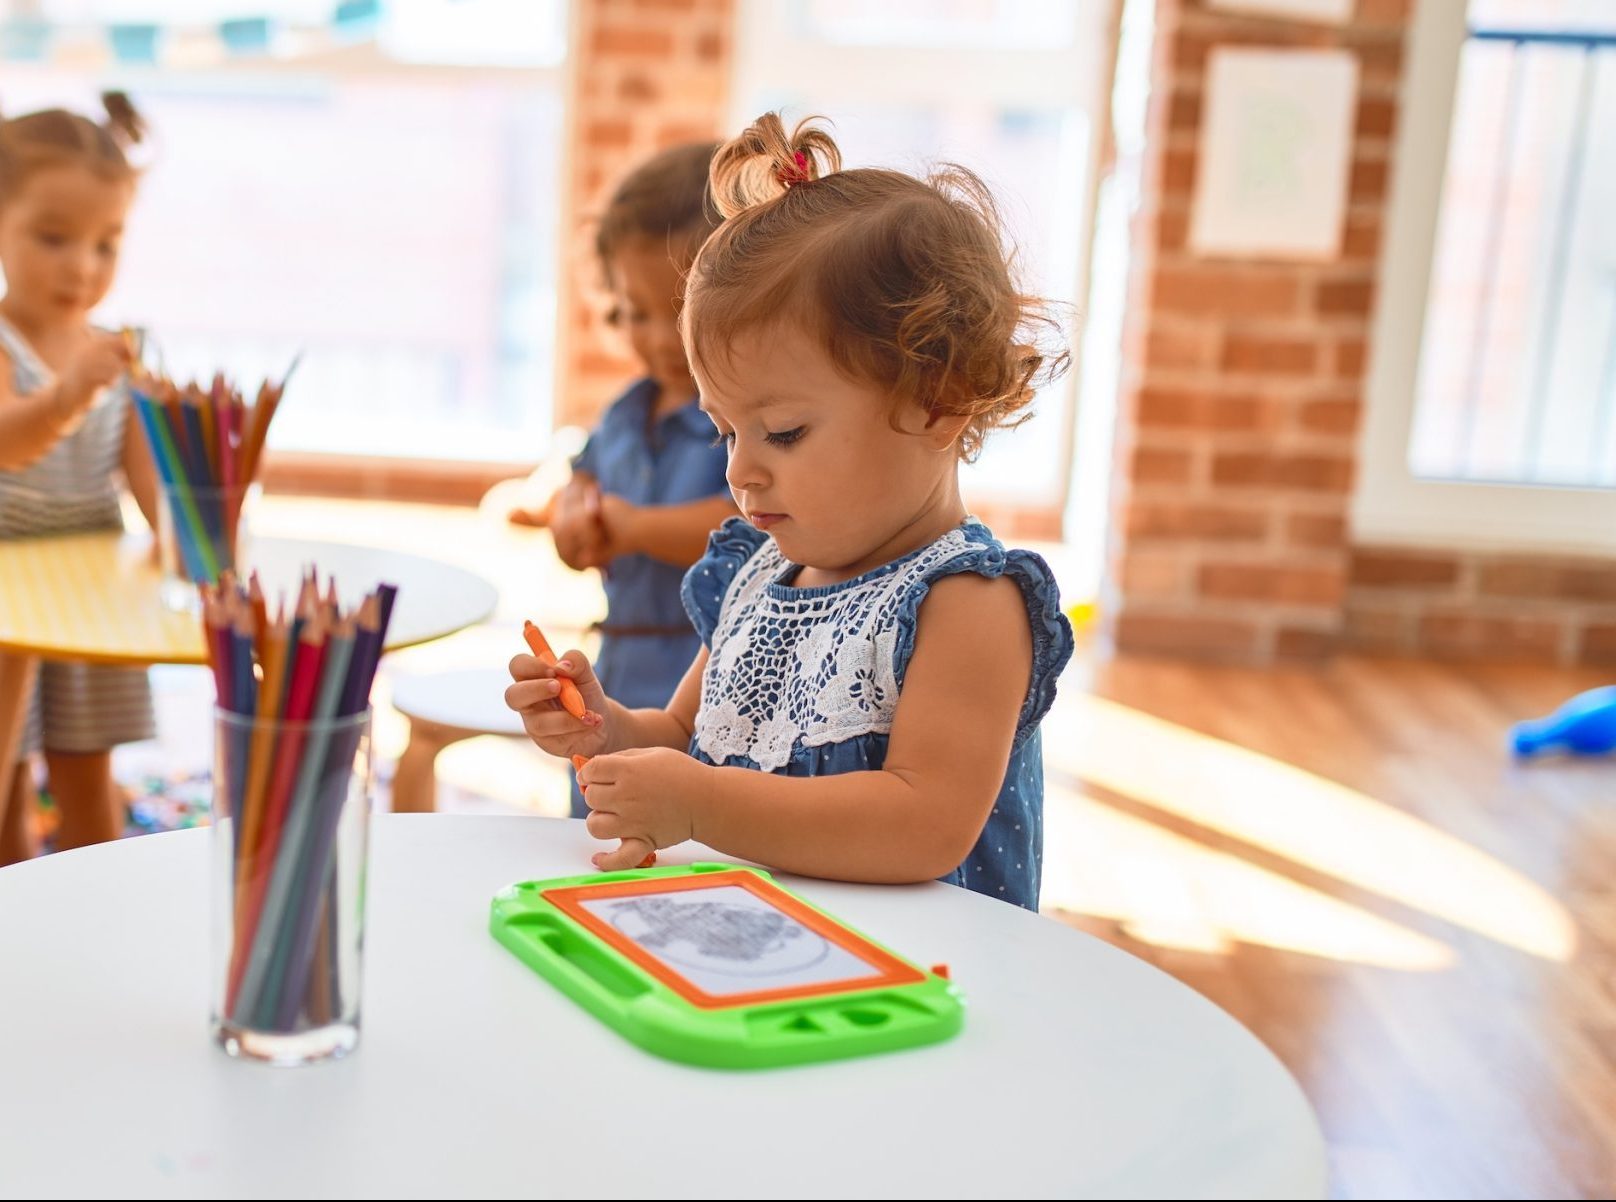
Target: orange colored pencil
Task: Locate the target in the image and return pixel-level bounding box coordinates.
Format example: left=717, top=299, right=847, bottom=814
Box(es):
left=523, top=620, right=587, bottom=720
left=248, top=573, right=268, bottom=663
left=228, top=615, right=289, bottom=1009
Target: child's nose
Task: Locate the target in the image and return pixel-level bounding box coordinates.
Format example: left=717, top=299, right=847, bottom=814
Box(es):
left=725, top=440, right=766, bottom=494
left=66, top=247, right=95, bottom=280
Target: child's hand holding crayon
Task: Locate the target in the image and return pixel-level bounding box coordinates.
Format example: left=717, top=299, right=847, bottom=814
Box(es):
left=507, top=621, right=656, bottom=871
left=54, top=330, right=132, bottom=422
left=505, top=620, right=609, bottom=758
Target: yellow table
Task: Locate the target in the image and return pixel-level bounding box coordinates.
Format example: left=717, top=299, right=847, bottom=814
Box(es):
left=0, top=530, right=498, bottom=783
left=0, top=532, right=201, bottom=667
left=0, top=531, right=498, bottom=665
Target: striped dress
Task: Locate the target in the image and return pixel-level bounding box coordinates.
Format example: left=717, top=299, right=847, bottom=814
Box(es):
left=0, top=316, right=154, bottom=755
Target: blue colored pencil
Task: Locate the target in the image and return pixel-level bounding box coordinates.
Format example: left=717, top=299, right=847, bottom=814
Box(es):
left=273, top=593, right=383, bottom=1027
left=130, top=393, right=208, bottom=582
left=179, top=400, right=225, bottom=561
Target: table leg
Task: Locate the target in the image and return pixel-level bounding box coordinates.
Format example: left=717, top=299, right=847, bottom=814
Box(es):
left=390, top=718, right=475, bottom=814
left=0, top=763, right=41, bottom=864
left=0, top=653, right=40, bottom=863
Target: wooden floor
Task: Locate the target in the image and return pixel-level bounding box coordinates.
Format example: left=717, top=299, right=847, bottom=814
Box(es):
left=1040, top=652, right=1616, bottom=1199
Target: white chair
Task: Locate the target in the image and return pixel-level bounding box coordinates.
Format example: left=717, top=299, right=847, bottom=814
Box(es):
left=388, top=667, right=528, bottom=813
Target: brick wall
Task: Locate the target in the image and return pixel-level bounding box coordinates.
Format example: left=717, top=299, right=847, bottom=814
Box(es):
left=1347, top=547, right=1616, bottom=666
left=555, top=0, right=735, bottom=429
left=552, top=0, right=1068, bottom=540
left=553, top=0, right=1609, bottom=665
left=1107, top=0, right=1411, bottom=662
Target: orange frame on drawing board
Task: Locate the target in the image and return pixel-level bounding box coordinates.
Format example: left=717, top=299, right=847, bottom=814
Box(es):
left=541, top=869, right=926, bottom=1011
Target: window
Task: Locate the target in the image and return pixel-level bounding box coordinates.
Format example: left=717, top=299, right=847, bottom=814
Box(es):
left=729, top=0, right=1116, bottom=512
left=2, top=1, right=567, bottom=462
left=1409, top=0, right=1616, bottom=487
left=1354, top=0, right=1616, bottom=552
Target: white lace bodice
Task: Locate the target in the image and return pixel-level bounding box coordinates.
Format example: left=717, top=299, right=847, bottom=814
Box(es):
left=692, top=525, right=994, bottom=771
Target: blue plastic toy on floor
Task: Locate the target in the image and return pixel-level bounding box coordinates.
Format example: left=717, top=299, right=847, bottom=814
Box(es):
left=1512, top=686, right=1616, bottom=757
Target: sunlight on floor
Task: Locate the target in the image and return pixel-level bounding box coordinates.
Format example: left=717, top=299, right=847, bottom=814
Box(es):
left=1042, top=790, right=1457, bottom=968
left=1042, top=695, right=1576, bottom=965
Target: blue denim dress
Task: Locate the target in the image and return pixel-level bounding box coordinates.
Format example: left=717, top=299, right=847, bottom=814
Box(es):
left=682, top=517, right=1074, bottom=910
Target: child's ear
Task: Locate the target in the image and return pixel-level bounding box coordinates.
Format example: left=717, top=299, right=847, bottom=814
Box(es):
left=923, top=407, right=972, bottom=452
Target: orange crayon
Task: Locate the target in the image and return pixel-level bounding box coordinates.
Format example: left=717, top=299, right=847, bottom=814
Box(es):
left=522, top=620, right=588, bottom=721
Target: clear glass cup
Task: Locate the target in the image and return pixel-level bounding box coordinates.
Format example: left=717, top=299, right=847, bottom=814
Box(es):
left=210, top=706, right=373, bottom=1066
left=157, top=481, right=259, bottom=612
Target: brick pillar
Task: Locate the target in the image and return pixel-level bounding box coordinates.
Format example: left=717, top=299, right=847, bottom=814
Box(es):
left=1107, top=0, right=1411, bottom=662
left=554, top=0, right=735, bottom=429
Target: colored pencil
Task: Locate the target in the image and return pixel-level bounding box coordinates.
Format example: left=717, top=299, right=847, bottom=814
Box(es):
left=199, top=572, right=396, bottom=1034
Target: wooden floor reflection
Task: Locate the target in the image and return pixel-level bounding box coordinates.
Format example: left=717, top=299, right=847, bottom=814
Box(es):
left=1043, top=654, right=1616, bottom=1199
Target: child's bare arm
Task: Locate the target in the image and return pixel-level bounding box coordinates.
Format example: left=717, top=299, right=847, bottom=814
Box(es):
left=119, top=410, right=160, bottom=531
left=580, top=573, right=1033, bottom=878
left=0, top=385, right=86, bottom=470
left=597, top=495, right=739, bottom=568
left=0, top=334, right=131, bottom=471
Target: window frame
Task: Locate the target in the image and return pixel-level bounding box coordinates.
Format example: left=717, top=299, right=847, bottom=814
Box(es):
left=1352, top=0, right=1616, bottom=554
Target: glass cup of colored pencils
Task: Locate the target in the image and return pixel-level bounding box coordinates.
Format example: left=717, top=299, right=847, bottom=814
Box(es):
left=202, top=571, right=396, bottom=1066
left=131, top=366, right=291, bottom=613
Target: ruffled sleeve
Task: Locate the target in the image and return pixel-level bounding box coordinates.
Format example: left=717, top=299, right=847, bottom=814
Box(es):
left=893, top=528, right=1075, bottom=747
left=998, top=549, right=1076, bottom=741
left=681, top=517, right=771, bottom=648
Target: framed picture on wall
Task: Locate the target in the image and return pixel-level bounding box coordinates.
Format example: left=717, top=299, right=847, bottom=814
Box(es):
left=1206, top=0, right=1354, bottom=23
left=1189, top=45, right=1359, bottom=260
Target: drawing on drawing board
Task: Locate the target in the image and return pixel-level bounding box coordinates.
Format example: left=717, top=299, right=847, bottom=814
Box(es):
left=581, top=884, right=883, bottom=996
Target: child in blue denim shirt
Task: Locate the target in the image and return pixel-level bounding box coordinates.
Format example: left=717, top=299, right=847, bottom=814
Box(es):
left=515, top=142, right=734, bottom=816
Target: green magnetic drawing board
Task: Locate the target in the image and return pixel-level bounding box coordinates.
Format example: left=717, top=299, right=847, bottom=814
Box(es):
left=488, top=862, right=964, bottom=1069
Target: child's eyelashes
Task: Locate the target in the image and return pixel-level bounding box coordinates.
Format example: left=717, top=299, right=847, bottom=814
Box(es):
left=605, top=306, right=653, bottom=329
left=708, top=427, right=806, bottom=450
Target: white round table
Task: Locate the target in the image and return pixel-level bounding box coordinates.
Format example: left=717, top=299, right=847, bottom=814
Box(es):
left=0, top=817, right=1326, bottom=1198
left=249, top=538, right=499, bottom=656
left=389, top=667, right=526, bottom=737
